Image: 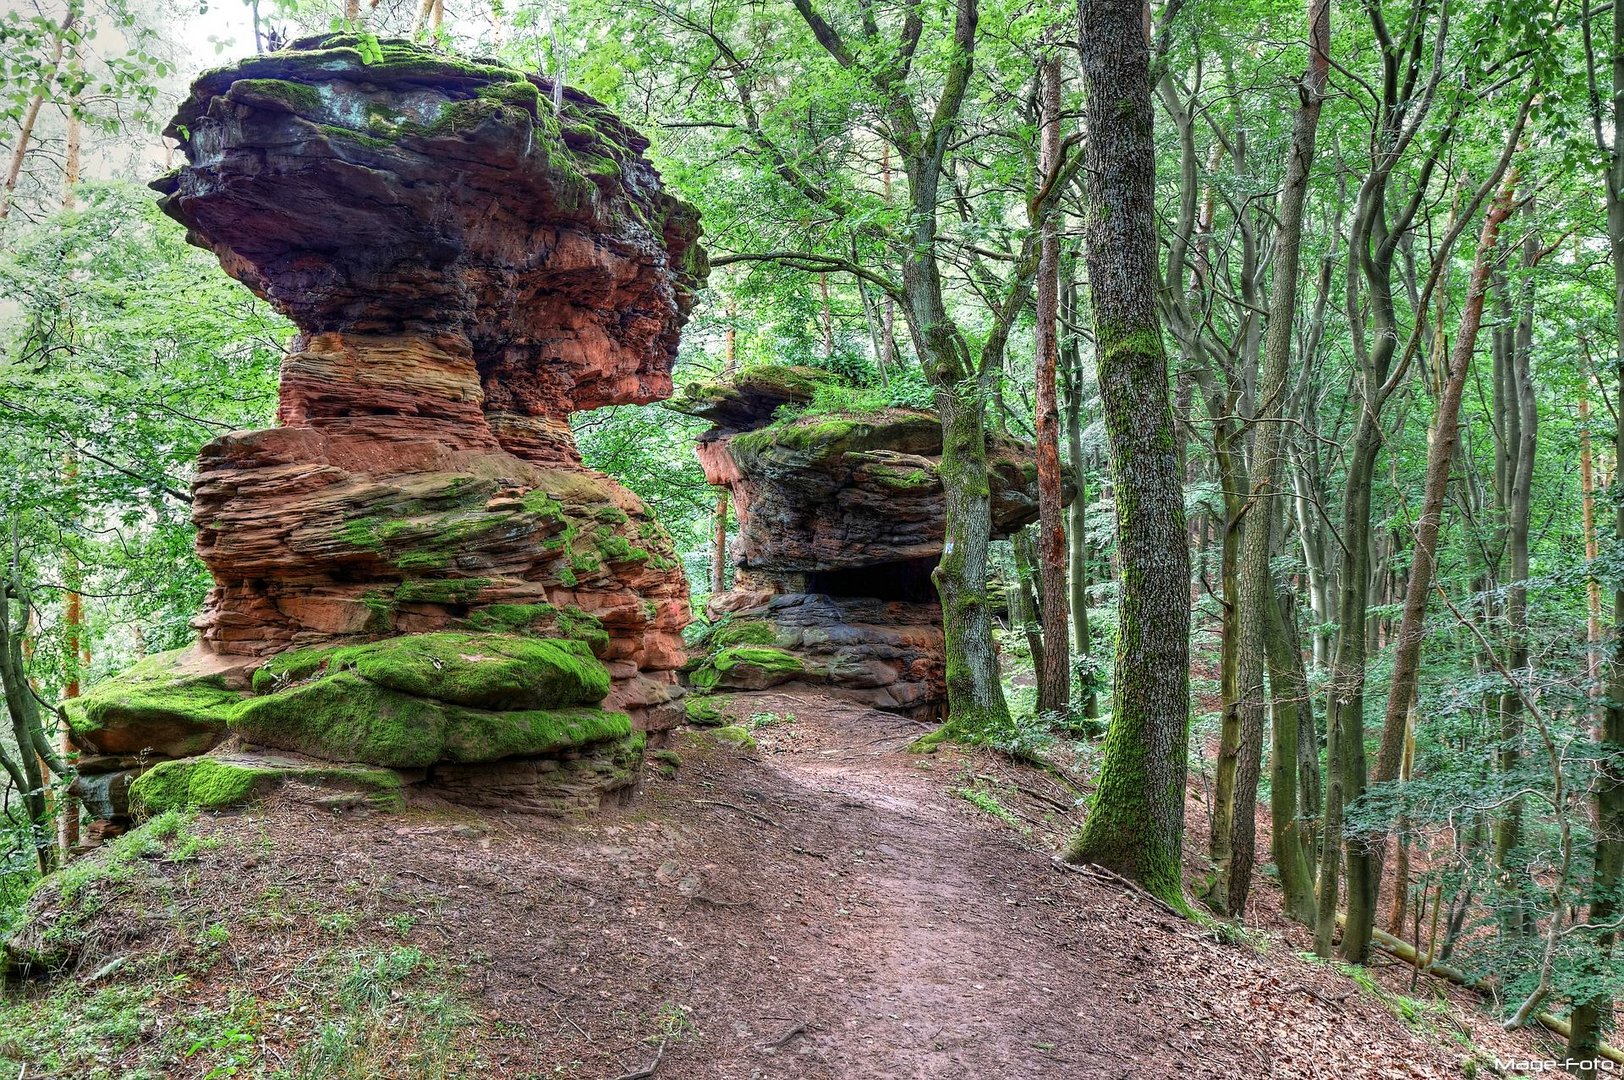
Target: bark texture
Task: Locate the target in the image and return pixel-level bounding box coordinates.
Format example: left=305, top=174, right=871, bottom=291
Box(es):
left=1064, top=0, right=1191, bottom=905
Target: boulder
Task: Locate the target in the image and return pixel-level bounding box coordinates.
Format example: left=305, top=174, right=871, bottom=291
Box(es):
left=128, top=751, right=406, bottom=815
left=674, top=366, right=1062, bottom=720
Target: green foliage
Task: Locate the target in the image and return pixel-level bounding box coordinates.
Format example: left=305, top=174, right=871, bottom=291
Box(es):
left=954, top=786, right=1021, bottom=829
left=1, top=183, right=286, bottom=682
left=0, top=941, right=475, bottom=1078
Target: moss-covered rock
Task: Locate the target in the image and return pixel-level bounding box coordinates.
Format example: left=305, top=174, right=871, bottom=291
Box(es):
left=251, top=632, right=609, bottom=710
left=234, top=652, right=629, bottom=769
left=66, top=649, right=245, bottom=758
left=705, top=725, right=758, bottom=751
left=669, top=364, right=834, bottom=430
left=690, top=645, right=806, bottom=693
left=234, top=671, right=447, bottom=768
left=683, top=694, right=730, bottom=727
left=128, top=753, right=403, bottom=815
left=438, top=706, right=630, bottom=763
left=706, top=619, right=780, bottom=650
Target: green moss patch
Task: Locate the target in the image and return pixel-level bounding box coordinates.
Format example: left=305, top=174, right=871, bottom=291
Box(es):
left=235, top=671, right=448, bottom=768
left=235, top=635, right=627, bottom=769
left=690, top=645, right=805, bottom=692
left=251, top=632, right=609, bottom=710
left=128, top=755, right=403, bottom=815
left=684, top=695, right=730, bottom=727
left=439, top=707, right=630, bottom=763
left=66, top=650, right=245, bottom=757
left=705, top=725, right=758, bottom=751
left=708, top=619, right=779, bottom=650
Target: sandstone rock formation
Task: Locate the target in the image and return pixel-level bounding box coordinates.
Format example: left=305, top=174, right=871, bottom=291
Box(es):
left=672, top=367, right=1047, bottom=720
left=67, top=35, right=705, bottom=824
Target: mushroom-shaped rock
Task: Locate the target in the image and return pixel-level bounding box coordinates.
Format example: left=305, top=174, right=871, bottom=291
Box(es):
left=73, top=37, right=706, bottom=824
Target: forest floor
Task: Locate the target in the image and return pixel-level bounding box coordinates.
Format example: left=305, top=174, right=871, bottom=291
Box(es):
left=2, top=689, right=1558, bottom=1078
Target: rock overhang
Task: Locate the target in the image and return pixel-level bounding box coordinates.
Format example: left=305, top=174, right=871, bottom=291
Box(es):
left=152, top=33, right=707, bottom=417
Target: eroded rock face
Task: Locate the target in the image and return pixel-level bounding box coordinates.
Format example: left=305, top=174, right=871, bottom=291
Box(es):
left=67, top=36, right=705, bottom=819
left=672, top=367, right=1045, bottom=720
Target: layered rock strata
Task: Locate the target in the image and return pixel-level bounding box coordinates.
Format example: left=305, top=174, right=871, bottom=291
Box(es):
left=672, top=367, right=1048, bottom=720
left=67, top=35, right=705, bottom=823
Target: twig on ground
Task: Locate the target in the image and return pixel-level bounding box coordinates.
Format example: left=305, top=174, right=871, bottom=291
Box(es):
left=1281, top=983, right=1352, bottom=1010
left=612, top=1038, right=669, bottom=1079
left=764, top=1019, right=808, bottom=1049
left=553, top=994, right=591, bottom=1042
left=695, top=799, right=783, bottom=829
left=1050, top=857, right=1184, bottom=919
left=973, top=773, right=1076, bottom=814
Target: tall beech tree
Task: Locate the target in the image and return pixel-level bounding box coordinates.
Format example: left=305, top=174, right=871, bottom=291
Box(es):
left=1063, top=0, right=1190, bottom=905
left=1354, top=142, right=1527, bottom=966
left=1223, top=0, right=1329, bottom=923
left=1571, top=0, right=1624, bottom=1060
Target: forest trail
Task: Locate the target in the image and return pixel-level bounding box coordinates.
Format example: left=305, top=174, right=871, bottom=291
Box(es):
left=721, top=692, right=1111, bottom=1079
left=622, top=690, right=1543, bottom=1078
left=6, top=690, right=1551, bottom=1078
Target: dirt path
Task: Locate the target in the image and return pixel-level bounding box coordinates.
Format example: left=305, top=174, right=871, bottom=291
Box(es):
left=16, top=688, right=1553, bottom=1078
left=736, top=696, right=1106, bottom=1078
left=647, top=690, right=1540, bottom=1078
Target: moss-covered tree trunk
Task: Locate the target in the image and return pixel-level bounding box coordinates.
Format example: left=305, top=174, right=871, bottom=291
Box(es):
left=1319, top=423, right=1379, bottom=959
left=1011, top=527, right=1046, bottom=674
left=1203, top=443, right=1244, bottom=912
left=932, top=374, right=1013, bottom=737
left=1266, top=574, right=1318, bottom=922
left=1063, top=0, right=1191, bottom=906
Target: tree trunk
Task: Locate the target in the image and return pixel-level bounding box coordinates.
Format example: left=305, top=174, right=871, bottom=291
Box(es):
left=1570, top=2, right=1624, bottom=1059
left=929, top=373, right=1013, bottom=737
left=1581, top=393, right=1603, bottom=693
left=1064, top=0, right=1191, bottom=906
left=1011, top=528, right=1045, bottom=672
left=0, top=585, right=61, bottom=873
left=1204, top=444, right=1245, bottom=911
left=710, top=492, right=728, bottom=596
left=819, top=274, right=835, bottom=361
left=1266, top=578, right=1319, bottom=923
left=1384, top=708, right=1415, bottom=934
left=1490, top=223, right=1539, bottom=939
left=1062, top=277, right=1098, bottom=720
left=1224, top=0, right=1329, bottom=917
left=1034, top=56, right=1069, bottom=718
left=1319, top=415, right=1379, bottom=959
left=1354, top=172, right=1521, bottom=965
left=0, top=7, right=74, bottom=222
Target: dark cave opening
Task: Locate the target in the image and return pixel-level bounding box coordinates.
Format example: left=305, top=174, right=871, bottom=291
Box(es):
left=805, top=556, right=939, bottom=604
